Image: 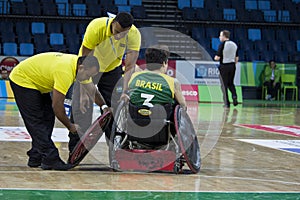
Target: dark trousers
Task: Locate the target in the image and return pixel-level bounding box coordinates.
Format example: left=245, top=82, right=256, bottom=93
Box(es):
left=219, top=63, right=237, bottom=106
left=10, top=80, right=60, bottom=165
left=264, top=80, right=280, bottom=99
left=68, top=66, right=123, bottom=152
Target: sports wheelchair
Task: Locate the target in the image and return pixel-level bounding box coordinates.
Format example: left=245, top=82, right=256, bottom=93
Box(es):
left=109, top=100, right=201, bottom=174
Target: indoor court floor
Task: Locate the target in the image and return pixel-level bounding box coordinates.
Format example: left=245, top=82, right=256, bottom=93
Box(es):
left=0, top=98, right=299, bottom=199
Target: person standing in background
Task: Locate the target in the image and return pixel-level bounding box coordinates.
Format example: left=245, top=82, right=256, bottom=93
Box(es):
left=214, top=30, right=239, bottom=108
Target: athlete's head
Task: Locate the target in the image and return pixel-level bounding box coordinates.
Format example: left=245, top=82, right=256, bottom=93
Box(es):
left=145, top=45, right=170, bottom=71
left=111, top=12, right=134, bottom=40
left=76, top=56, right=100, bottom=81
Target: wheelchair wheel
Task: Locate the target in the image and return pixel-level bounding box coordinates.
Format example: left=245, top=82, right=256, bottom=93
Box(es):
left=109, top=100, right=128, bottom=169
left=174, top=105, right=201, bottom=173
left=68, top=111, right=112, bottom=166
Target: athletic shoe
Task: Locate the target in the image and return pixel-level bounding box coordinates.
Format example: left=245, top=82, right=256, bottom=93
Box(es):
left=27, top=157, right=42, bottom=168
left=233, top=97, right=238, bottom=106
left=41, top=159, right=73, bottom=170
left=265, top=94, right=271, bottom=100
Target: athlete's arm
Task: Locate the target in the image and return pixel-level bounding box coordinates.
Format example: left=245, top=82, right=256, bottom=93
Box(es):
left=81, top=45, right=94, bottom=56
left=122, top=50, right=139, bottom=97
left=174, top=78, right=187, bottom=110
left=52, top=89, right=77, bottom=133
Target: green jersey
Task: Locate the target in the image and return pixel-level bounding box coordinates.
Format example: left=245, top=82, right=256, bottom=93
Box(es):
left=128, top=71, right=175, bottom=107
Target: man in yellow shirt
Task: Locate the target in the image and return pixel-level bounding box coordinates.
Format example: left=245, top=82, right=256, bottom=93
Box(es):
left=9, top=53, right=107, bottom=170
left=69, top=12, right=141, bottom=150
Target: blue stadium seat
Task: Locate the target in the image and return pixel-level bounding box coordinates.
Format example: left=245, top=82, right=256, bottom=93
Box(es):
left=223, top=8, right=236, bottom=21
left=115, top=0, right=128, bottom=5
left=0, top=0, right=9, bottom=14
left=263, top=10, right=277, bottom=22
left=19, top=43, right=34, bottom=56
left=191, top=0, right=204, bottom=8
left=245, top=0, right=257, bottom=10
left=297, top=40, right=300, bottom=51
left=0, top=21, right=14, bottom=33
left=278, top=10, right=290, bottom=22
left=56, top=0, right=69, bottom=16
left=78, top=23, right=88, bottom=35
left=27, top=3, right=42, bottom=15
left=248, top=10, right=264, bottom=22
left=72, top=3, right=86, bottom=16
left=117, top=5, right=131, bottom=13
left=258, top=0, right=270, bottom=10
left=248, top=29, right=261, bottom=41
left=10, top=0, right=23, bottom=2
left=261, top=50, right=274, bottom=61
left=3, top=43, right=18, bottom=56
left=129, top=0, right=142, bottom=6
left=31, top=22, right=45, bottom=35
left=178, top=0, right=190, bottom=9
left=211, top=38, right=221, bottom=51
left=132, top=6, right=147, bottom=19
left=50, top=33, right=64, bottom=46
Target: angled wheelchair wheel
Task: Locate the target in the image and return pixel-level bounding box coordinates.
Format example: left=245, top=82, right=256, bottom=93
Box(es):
left=174, top=105, right=201, bottom=173
left=68, top=111, right=112, bottom=166
left=109, top=100, right=128, bottom=169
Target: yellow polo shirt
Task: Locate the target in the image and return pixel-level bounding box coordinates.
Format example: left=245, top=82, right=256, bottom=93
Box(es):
left=79, top=17, right=141, bottom=72
left=9, top=52, right=77, bottom=95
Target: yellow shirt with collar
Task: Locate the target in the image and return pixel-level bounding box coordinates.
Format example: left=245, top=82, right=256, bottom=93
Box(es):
left=79, top=17, right=141, bottom=72
left=9, top=52, right=77, bottom=95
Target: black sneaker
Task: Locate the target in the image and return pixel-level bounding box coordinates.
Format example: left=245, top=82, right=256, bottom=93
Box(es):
left=27, top=157, right=42, bottom=168
left=233, top=97, right=238, bottom=106
left=41, top=159, right=73, bottom=171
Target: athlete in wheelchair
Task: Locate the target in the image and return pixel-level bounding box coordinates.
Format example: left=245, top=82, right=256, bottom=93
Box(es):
left=109, top=45, right=201, bottom=173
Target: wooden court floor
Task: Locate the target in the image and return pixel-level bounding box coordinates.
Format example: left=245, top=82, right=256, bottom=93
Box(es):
left=0, top=99, right=299, bottom=199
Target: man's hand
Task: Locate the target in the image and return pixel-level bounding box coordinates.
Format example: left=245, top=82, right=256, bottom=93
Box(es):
left=80, top=91, right=91, bottom=113
left=69, top=123, right=78, bottom=134
left=120, top=92, right=130, bottom=102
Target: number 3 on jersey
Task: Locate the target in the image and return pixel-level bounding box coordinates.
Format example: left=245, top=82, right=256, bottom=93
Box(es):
left=141, top=93, right=154, bottom=107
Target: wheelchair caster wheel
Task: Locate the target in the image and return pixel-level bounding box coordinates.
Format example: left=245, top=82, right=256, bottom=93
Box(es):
left=173, top=160, right=181, bottom=174
left=111, top=160, right=120, bottom=171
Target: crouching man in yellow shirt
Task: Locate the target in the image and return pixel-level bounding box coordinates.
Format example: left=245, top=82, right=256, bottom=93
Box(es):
left=9, top=52, right=107, bottom=170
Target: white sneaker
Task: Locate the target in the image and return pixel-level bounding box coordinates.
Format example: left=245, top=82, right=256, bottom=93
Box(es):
left=265, top=94, right=271, bottom=100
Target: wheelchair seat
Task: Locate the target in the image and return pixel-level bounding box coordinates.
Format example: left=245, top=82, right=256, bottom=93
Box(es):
left=126, top=102, right=175, bottom=147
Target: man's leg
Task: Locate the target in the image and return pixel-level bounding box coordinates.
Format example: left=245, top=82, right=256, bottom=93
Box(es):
left=227, top=64, right=238, bottom=106
left=10, top=81, right=71, bottom=170
left=68, top=81, right=93, bottom=152
left=219, top=66, right=230, bottom=107
left=97, top=66, right=123, bottom=140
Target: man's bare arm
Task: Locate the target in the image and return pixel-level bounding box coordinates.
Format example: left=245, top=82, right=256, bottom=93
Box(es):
left=123, top=50, right=139, bottom=93
left=174, top=78, right=187, bottom=110
left=52, top=89, right=77, bottom=133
